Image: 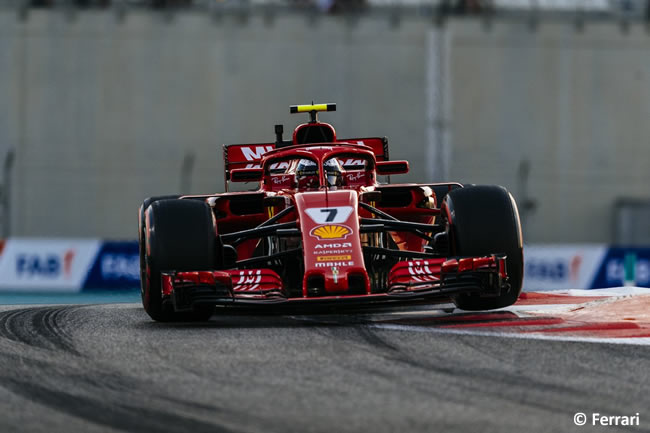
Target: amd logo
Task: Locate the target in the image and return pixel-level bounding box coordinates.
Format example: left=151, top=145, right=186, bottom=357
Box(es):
left=315, top=242, right=352, bottom=249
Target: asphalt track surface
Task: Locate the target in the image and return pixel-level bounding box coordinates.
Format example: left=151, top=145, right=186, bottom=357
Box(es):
left=0, top=302, right=648, bottom=433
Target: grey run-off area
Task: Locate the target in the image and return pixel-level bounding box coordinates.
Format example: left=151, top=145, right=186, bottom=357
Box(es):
left=0, top=302, right=648, bottom=432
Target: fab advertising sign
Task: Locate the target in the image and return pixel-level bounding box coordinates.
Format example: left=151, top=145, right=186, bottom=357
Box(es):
left=523, top=244, right=607, bottom=291
left=0, top=239, right=100, bottom=292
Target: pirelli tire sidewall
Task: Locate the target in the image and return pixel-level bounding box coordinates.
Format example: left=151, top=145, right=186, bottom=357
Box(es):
left=444, top=185, right=524, bottom=311
left=139, top=195, right=180, bottom=301
left=142, top=199, right=217, bottom=322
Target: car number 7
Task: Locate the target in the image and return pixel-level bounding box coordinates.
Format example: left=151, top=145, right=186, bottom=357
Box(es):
left=320, top=208, right=338, bottom=222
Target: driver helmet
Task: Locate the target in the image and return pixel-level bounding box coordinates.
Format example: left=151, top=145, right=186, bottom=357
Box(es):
left=324, top=158, right=343, bottom=188
left=295, top=159, right=319, bottom=190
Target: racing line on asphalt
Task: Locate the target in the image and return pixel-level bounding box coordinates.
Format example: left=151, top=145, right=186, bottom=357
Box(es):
left=0, top=289, right=648, bottom=433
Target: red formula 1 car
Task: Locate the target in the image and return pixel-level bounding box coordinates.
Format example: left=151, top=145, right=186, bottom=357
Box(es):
left=138, top=104, right=524, bottom=321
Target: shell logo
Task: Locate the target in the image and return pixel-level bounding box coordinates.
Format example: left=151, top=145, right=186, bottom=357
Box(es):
left=310, top=224, right=352, bottom=240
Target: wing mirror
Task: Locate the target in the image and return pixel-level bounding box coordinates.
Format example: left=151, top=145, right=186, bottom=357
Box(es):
left=230, top=168, right=263, bottom=182
left=376, top=160, right=409, bottom=176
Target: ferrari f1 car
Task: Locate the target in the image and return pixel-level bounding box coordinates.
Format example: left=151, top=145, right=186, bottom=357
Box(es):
left=138, top=104, right=524, bottom=321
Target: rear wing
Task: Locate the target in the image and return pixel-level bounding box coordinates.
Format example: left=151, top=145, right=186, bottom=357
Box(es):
left=223, top=137, right=389, bottom=190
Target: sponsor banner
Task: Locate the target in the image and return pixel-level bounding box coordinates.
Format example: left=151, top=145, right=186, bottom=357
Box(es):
left=82, top=241, right=140, bottom=290
left=590, top=247, right=650, bottom=289
left=523, top=245, right=650, bottom=291
left=523, top=244, right=608, bottom=291
left=0, top=239, right=648, bottom=293
left=0, top=239, right=101, bottom=292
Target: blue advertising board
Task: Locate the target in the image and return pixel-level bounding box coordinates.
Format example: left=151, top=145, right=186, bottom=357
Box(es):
left=1, top=238, right=649, bottom=293
left=590, top=247, right=650, bottom=289
left=523, top=245, right=650, bottom=291
left=82, top=241, right=140, bottom=290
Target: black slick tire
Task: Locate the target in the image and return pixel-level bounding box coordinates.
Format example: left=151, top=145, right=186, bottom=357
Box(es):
left=444, top=185, right=524, bottom=311
left=141, top=199, right=217, bottom=322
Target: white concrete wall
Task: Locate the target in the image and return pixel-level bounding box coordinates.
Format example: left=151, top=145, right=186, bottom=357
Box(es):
left=1, top=10, right=649, bottom=242
left=449, top=20, right=650, bottom=243
left=0, top=10, right=434, bottom=238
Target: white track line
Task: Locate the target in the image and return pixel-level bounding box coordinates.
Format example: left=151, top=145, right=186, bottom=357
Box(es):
left=369, top=323, right=650, bottom=346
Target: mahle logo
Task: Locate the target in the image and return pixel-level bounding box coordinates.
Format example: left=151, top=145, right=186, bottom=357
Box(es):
left=315, top=261, right=354, bottom=268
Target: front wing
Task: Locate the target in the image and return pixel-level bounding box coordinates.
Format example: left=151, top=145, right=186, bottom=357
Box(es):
left=161, top=255, right=508, bottom=312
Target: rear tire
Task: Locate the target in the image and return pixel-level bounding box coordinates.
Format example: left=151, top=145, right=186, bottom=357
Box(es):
left=141, top=199, right=217, bottom=322
left=444, top=185, right=524, bottom=311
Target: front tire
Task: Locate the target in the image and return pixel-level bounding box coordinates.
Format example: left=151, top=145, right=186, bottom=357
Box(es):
left=444, top=185, right=524, bottom=310
left=141, top=199, right=217, bottom=322
left=138, top=195, right=180, bottom=300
